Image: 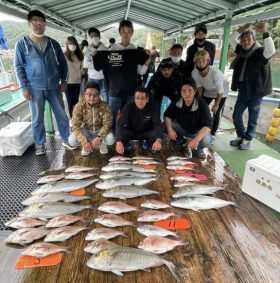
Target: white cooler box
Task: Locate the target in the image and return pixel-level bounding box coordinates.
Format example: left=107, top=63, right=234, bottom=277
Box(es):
left=0, top=122, right=34, bottom=157
left=242, top=154, right=280, bottom=212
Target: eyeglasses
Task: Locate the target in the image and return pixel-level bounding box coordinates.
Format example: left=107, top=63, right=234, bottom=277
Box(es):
left=30, top=20, right=46, bottom=26
left=85, top=92, right=99, bottom=97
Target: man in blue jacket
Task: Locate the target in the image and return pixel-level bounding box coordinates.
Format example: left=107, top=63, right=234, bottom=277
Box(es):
left=14, top=10, right=74, bottom=155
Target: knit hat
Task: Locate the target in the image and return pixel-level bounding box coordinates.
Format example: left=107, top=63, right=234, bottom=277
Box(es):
left=194, top=24, right=207, bottom=34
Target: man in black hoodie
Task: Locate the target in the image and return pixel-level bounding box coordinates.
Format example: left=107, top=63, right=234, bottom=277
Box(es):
left=186, top=24, right=216, bottom=73
left=115, top=87, right=163, bottom=154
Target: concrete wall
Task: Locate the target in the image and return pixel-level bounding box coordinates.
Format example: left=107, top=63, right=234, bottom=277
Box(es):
left=223, top=95, right=280, bottom=140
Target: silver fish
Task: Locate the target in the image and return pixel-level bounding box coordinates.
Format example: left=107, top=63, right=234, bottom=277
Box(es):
left=37, top=174, right=65, bottom=184
left=137, top=210, right=175, bottom=222
left=44, top=226, right=88, bottom=242
left=65, top=165, right=97, bottom=172
left=132, top=160, right=159, bottom=165
left=31, top=179, right=98, bottom=195
left=39, top=168, right=65, bottom=176
left=167, top=156, right=190, bottom=161
left=22, top=242, right=72, bottom=258
left=19, top=202, right=92, bottom=219
left=96, top=177, right=156, bottom=190
left=46, top=215, right=89, bottom=228
left=103, top=185, right=160, bottom=200
left=85, top=228, right=127, bottom=241
left=109, top=156, right=132, bottom=162
left=132, top=156, right=155, bottom=160
left=84, top=240, right=117, bottom=254
left=140, top=200, right=171, bottom=210
left=166, top=165, right=194, bottom=171
left=109, top=160, right=132, bottom=164
left=171, top=196, right=237, bottom=211
left=5, top=217, right=47, bottom=229
left=98, top=201, right=138, bottom=214
left=65, top=172, right=97, bottom=180
left=22, top=192, right=91, bottom=206
left=94, top=214, right=135, bottom=227
left=4, top=228, right=49, bottom=245
left=101, top=164, right=156, bottom=172
left=86, top=246, right=182, bottom=281
left=99, top=170, right=156, bottom=180
left=138, top=236, right=187, bottom=254
left=172, top=186, right=224, bottom=198
left=170, top=175, right=198, bottom=182
left=168, top=160, right=195, bottom=166
left=137, top=225, right=178, bottom=237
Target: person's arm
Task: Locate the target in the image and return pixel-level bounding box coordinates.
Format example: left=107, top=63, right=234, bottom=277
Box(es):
left=97, top=104, right=113, bottom=139
left=191, top=70, right=203, bottom=96
left=164, top=116, right=177, bottom=141
left=71, top=104, right=88, bottom=146
left=115, top=104, right=129, bottom=141
left=55, top=41, right=68, bottom=91
left=188, top=126, right=211, bottom=150
left=230, top=23, right=251, bottom=50
left=212, top=69, right=224, bottom=113
left=14, top=40, right=31, bottom=100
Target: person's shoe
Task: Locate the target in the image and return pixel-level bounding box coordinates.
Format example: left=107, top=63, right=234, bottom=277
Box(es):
left=230, top=137, right=243, bottom=146
left=62, top=142, right=78, bottom=150
left=99, top=143, right=108, bottom=155
left=81, top=148, right=90, bottom=156
left=239, top=139, right=251, bottom=150
left=209, top=135, right=216, bottom=145
left=193, top=149, right=206, bottom=159
left=142, top=140, right=149, bottom=151
left=35, top=145, right=46, bottom=156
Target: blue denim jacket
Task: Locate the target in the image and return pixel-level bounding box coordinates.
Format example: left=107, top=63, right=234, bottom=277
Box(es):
left=14, top=36, right=68, bottom=91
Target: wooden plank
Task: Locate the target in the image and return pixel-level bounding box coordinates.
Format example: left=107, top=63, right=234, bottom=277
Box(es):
left=2, top=143, right=279, bottom=283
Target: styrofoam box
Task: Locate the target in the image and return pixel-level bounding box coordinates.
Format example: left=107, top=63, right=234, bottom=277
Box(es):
left=242, top=154, right=280, bottom=212
left=0, top=122, right=34, bottom=157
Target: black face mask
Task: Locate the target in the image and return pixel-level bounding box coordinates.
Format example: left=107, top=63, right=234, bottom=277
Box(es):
left=196, top=65, right=208, bottom=72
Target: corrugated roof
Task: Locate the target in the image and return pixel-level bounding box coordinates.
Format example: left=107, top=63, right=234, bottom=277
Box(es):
left=0, top=0, right=279, bottom=36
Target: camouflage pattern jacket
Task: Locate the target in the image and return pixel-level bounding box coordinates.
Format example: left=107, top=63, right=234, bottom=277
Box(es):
left=72, top=98, right=113, bottom=146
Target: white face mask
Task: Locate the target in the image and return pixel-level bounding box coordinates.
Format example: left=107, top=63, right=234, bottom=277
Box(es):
left=89, top=37, right=100, bottom=46
left=68, top=44, right=76, bottom=52
left=171, top=56, right=181, bottom=64
left=31, top=30, right=45, bottom=37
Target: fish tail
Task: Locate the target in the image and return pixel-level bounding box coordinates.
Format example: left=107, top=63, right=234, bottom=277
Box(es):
left=163, top=260, right=183, bottom=282
left=81, top=217, right=90, bottom=225
left=66, top=247, right=73, bottom=253
left=85, top=205, right=93, bottom=209
left=178, top=239, right=189, bottom=246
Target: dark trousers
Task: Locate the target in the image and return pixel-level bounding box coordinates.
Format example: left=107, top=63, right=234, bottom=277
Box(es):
left=66, top=84, right=80, bottom=118
left=119, top=127, right=157, bottom=145
left=203, top=96, right=226, bottom=136
left=232, top=92, right=262, bottom=141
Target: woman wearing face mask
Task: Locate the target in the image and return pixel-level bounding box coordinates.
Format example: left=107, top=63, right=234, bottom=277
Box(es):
left=192, top=50, right=228, bottom=144
left=64, top=36, right=84, bottom=118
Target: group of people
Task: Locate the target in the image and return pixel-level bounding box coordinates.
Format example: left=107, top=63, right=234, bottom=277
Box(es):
left=14, top=9, right=275, bottom=157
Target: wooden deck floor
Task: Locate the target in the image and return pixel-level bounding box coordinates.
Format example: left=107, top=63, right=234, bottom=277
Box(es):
left=1, top=142, right=280, bottom=283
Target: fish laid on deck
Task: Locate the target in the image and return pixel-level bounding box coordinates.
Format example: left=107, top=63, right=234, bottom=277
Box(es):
left=102, top=185, right=160, bottom=200
left=4, top=228, right=49, bottom=245
left=98, top=201, right=138, bottom=214
left=94, top=214, right=135, bottom=227
left=86, top=246, right=182, bottom=281
left=101, top=163, right=156, bottom=172
left=65, top=172, right=98, bottom=180
left=19, top=202, right=92, bottom=219
left=31, top=179, right=98, bottom=195
left=172, top=186, right=224, bottom=198
left=46, top=215, right=89, bottom=228
left=85, top=227, right=127, bottom=241
left=109, top=156, right=132, bottom=162
left=137, top=210, right=175, bottom=222
left=21, top=242, right=72, bottom=258
left=96, top=176, right=156, bottom=190
left=99, top=170, right=156, bottom=180
left=21, top=192, right=91, bottom=206
left=171, top=196, right=237, bottom=211
left=65, top=165, right=98, bottom=172
left=138, top=236, right=187, bottom=254
left=137, top=225, right=178, bottom=237
left=84, top=240, right=118, bottom=254
left=37, top=174, right=65, bottom=184
left=167, top=156, right=190, bottom=161
left=5, top=217, right=47, bottom=229
left=140, top=200, right=171, bottom=209
left=132, top=160, right=160, bottom=165
left=44, top=226, right=88, bottom=242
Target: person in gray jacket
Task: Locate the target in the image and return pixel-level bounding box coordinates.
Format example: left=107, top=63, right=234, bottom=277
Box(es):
left=14, top=10, right=74, bottom=155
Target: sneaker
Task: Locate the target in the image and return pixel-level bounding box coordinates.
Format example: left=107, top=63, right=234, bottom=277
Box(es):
left=209, top=135, right=216, bottom=145
left=62, top=142, right=78, bottom=150
left=239, top=139, right=251, bottom=150
left=35, top=145, right=46, bottom=156
left=230, top=137, right=243, bottom=146
left=81, top=148, right=90, bottom=156
left=142, top=140, right=149, bottom=151
left=193, top=149, right=206, bottom=159
left=99, top=143, right=108, bottom=155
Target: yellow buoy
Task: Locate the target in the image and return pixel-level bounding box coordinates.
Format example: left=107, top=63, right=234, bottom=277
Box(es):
left=266, top=133, right=274, bottom=141
left=271, top=118, right=280, bottom=127
left=273, top=107, right=280, bottom=118
left=268, top=127, right=278, bottom=136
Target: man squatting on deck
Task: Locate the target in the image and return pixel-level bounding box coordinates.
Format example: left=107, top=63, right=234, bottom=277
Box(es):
left=229, top=22, right=275, bottom=150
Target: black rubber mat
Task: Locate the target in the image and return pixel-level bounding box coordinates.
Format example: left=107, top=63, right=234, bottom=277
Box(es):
left=0, top=137, right=64, bottom=230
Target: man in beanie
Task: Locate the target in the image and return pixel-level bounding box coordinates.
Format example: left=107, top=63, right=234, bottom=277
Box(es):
left=186, top=24, right=216, bottom=73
